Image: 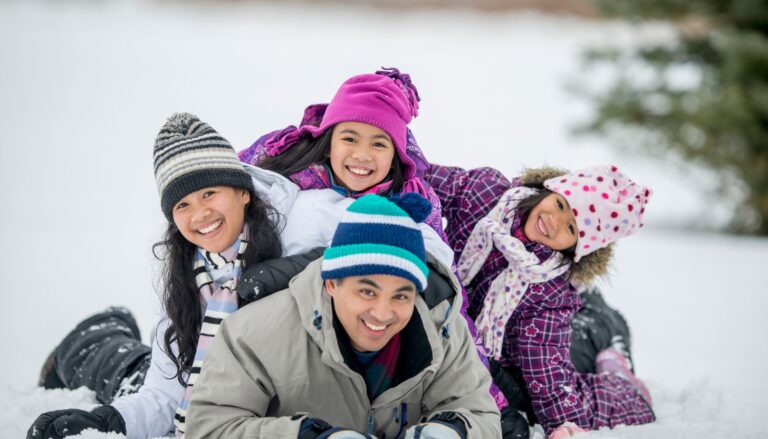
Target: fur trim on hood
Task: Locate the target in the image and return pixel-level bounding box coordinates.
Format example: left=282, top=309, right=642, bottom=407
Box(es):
left=517, top=166, right=613, bottom=285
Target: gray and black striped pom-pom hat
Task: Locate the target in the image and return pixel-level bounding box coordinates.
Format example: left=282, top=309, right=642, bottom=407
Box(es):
left=153, top=113, right=254, bottom=221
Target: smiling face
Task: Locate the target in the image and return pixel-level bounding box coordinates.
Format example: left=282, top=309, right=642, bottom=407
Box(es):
left=171, top=186, right=250, bottom=253
left=325, top=274, right=417, bottom=352
left=523, top=192, right=579, bottom=251
left=328, top=122, right=396, bottom=192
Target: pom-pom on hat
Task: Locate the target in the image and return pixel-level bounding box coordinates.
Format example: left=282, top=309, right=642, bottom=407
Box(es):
left=153, top=113, right=254, bottom=221
left=543, top=165, right=651, bottom=262
left=321, top=193, right=431, bottom=292
left=303, top=67, right=421, bottom=171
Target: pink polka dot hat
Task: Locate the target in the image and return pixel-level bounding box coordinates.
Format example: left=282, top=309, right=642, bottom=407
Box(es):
left=543, top=165, right=651, bottom=262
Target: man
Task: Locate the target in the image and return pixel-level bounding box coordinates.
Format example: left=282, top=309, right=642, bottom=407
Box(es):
left=186, top=193, right=501, bottom=438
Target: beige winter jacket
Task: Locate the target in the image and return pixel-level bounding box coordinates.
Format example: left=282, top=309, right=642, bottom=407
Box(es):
left=186, top=257, right=501, bottom=438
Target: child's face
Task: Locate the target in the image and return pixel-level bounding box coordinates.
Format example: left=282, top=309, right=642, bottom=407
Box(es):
left=325, top=275, right=417, bottom=352
left=523, top=192, right=579, bottom=251
left=172, top=186, right=250, bottom=253
left=328, top=122, right=396, bottom=192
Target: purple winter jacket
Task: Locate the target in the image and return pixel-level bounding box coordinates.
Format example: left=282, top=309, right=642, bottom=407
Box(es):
left=425, top=164, right=655, bottom=434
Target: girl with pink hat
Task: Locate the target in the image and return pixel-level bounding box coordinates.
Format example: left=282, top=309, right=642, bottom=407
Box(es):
left=238, top=67, right=446, bottom=240
left=425, top=163, right=655, bottom=438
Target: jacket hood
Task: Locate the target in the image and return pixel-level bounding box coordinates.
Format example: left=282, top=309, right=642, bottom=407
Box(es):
left=517, top=166, right=613, bottom=285
left=243, top=163, right=299, bottom=224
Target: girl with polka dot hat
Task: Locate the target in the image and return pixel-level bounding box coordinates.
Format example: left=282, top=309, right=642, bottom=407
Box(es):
left=425, top=163, right=654, bottom=437
left=541, top=165, right=651, bottom=262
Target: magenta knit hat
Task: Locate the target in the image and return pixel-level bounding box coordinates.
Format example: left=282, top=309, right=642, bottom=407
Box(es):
left=543, top=165, right=652, bottom=262
left=302, top=67, right=420, bottom=170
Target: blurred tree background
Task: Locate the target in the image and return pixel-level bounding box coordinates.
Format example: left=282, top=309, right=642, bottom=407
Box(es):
left=581, top=0, right=768, bottom=234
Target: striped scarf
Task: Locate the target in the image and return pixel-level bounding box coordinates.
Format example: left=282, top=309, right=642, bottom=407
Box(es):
left=174, top=230, right=248, bottom=436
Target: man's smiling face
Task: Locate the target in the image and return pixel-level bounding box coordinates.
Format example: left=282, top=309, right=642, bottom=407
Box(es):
left=325, top=274, right=417, bottom=352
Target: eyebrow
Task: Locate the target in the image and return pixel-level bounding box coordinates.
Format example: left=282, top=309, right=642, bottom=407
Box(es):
left=357, top=278, right=415, bottom=293
left=357, top=278, right=381, bottom=289
left=395, top=285, right=416, bottom=294
left=339, top=129, right=392, bottom=142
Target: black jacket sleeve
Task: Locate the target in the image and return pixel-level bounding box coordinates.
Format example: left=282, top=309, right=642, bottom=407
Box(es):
left=237, top=248, right=325, bottom=304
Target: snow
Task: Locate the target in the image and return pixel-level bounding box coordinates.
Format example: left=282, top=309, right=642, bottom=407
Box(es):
left=1, top=1, right=767, bottom=438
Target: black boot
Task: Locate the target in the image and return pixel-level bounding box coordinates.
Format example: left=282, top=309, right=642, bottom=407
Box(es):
left=570, top=286, right=633, bottom=373
left=38, top=351, right=65, bottom=389
left=43, top=307, right=151, bottom=403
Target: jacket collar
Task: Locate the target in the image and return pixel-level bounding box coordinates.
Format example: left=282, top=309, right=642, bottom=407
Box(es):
left=289, top=258, right=456, bottom=405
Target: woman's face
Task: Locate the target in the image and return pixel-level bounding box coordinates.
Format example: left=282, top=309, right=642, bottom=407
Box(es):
left=172, top=186, right=250, bottom=253
left=328, top=122, right=396, bottom=192
left=523, top=192, right=579, bottom=251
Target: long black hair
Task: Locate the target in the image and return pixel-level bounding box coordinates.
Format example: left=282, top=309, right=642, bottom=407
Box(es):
left=153, top=190, right=282, bottom=385
left=517, top=185, right=577, bottom=267
left=259, top=125, right=406, bottom=195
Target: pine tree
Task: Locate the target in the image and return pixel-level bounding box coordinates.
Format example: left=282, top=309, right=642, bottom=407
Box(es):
left=581, top=0, right=768, bottom=234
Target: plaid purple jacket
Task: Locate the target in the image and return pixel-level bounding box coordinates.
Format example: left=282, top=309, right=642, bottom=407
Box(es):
left=425, top=164, right=655, bottom=434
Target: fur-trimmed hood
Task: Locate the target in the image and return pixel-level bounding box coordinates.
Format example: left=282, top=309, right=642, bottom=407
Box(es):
left=518, top=166, right=613, bottom=285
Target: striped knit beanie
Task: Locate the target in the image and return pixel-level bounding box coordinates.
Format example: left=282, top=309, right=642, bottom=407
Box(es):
left=321, top=193, right=431, bottom=292
left=153, top=113, right=254, bottom=221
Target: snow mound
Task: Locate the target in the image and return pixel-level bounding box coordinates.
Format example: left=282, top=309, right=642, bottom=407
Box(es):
left=4, top=380, right=767, bottom=438
left=585, top=379, right=765, bottom=438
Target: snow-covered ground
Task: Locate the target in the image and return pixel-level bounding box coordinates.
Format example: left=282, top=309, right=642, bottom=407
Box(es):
left=1, top=1, right=766, bottom=438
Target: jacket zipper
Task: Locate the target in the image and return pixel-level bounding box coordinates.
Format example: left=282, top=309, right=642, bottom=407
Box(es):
left=368, top=412, right=374, bottom=436
left=394, top=402, right=408, bottom=438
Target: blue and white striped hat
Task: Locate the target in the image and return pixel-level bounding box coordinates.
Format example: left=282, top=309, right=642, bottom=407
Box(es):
left=321, top=193, right=431, bottom=292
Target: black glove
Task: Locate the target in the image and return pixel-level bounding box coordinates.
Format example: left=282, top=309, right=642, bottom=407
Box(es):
left=237, top=247, right=325, bottom=304
left=297, top=416, right=374, bottom=439
left=27, top=405, right=125, bottom=439
left=500, top=407, right=529, bottom=439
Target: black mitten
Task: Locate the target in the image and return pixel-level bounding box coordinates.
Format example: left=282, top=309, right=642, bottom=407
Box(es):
left=27, top=405, right=125, bottom=439
left=237, top=247, right=325, bottom=303
left=500, top=407, right=530, bottom=439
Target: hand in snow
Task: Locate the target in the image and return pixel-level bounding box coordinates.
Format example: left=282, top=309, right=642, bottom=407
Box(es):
left=547, top=422, right=586, bottom=439
left=26, top=405, right=125, bottom=439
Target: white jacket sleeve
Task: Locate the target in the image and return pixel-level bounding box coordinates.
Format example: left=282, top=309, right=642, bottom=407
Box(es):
left=281, top=189, right=455, bottom=266
left=111, top=317, right=185, bottom=439
left=280, top=188, right=351, bottom=255
left=244, top=164, right=348, bottom=255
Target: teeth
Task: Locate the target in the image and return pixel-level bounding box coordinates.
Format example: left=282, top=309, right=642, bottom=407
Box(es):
left=348, top=166, right=372, bottom=176
left=198, top=220, right=222, bottom=234
left=364, top=321, right=386, bottom=331
left=537, top=217, right=548, bottom=237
